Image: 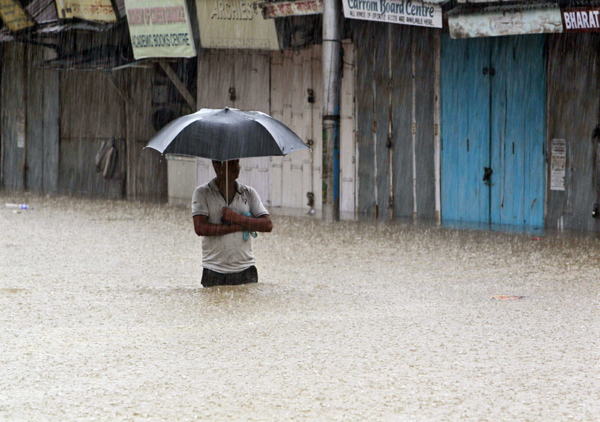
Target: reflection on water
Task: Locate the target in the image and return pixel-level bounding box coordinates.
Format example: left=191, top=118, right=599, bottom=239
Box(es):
left=1, top=193, right=599, bottom=421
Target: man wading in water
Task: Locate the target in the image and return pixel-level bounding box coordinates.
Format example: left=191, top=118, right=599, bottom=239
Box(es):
left=192, top=159, right=273, bottom=287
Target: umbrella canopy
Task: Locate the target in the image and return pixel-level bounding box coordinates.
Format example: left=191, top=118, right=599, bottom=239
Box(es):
left=145, top=107, right=309, bottom=161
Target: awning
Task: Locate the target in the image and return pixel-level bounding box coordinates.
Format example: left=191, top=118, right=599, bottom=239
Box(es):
left=448, top=2, right=563, bottom=39
left=0, top=0, right=126, bottom=32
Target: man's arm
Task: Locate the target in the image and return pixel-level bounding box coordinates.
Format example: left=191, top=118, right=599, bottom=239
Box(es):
left=222, top=208, right=273, bottom=233
left=193, top=215, right=243, bottom=237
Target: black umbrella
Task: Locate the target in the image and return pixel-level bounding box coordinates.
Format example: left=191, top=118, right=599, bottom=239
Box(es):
left=145, top=107, right=309, bottom=161
left=145, top=107, right=309, bottom=202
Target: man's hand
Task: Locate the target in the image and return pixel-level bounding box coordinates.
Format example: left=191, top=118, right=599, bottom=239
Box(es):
left=221, top=207, right=273, bottom=233
left=222, top=207, right=240, bottom=225
left=193, top=215, right=243, bottom=237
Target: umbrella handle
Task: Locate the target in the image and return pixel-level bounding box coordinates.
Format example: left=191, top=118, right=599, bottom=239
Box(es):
left=226, top=161, right=229, bottom=207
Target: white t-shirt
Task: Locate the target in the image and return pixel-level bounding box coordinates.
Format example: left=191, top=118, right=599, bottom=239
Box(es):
left=192, top=178, right=269, bottom=273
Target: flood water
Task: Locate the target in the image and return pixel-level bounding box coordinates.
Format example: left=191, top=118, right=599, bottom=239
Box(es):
left=1, top=193, right=599, bottom=421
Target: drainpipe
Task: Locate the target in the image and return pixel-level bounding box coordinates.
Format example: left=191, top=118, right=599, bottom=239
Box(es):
left=322, top=0, right=341, bottom=222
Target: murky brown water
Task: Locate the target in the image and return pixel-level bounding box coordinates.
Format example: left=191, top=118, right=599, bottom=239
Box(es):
left=1, top=193, right=599, bottom=421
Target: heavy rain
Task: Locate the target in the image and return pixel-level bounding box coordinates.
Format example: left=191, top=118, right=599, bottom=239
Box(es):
left=2, top=192, right=600, bottom=420
left=3, top=0, right=600, bottom=420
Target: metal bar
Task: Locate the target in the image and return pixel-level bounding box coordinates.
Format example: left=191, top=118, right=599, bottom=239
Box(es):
left=434, top=31, right=442, bottom=225
left=158, top=59, right=197, bottom=111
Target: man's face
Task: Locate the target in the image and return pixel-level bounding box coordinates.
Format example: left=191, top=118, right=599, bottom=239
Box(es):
left=214, top=160, right=240, bottom=181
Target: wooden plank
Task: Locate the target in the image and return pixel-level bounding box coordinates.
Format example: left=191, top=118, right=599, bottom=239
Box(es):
left=269, top=51, right=285, bottom=207
left=61, top=71, right=125, bottom=140
left=128, top=67, right=166, bottom=201
left=26, top=45, right=45, bottom=192
left=158, top=59, right=196, bottom=111
left=311, top=45, right=323, bottom=210
left=414, top=27, right=436, bottom=221
left=43, top=48, right=60, bottom=194
left=374, top=24, right=390, bottom=220
left=301, top=48, right=315, bottom=212
left=546, top=33, right=600, bottom=232
left=356, top=22, right=376, bottom=217
left=289, top=50, right=306, bottom=209
left=281, top=52, right=295, bottom=208
left=391, top=24, right=414, bottom=220
left=235, top=51, right=271, bottom=206
left=59, top=67, right=126, bottom=199
left=340, top=41, right=356, bottom=216
left=1, top=42, right=25, bottom=190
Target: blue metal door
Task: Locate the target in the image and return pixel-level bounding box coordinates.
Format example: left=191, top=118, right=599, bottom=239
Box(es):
left=490, top=35, right=546, bottom=227
left=441, top=36, right=491, bottom=224
left=442, top=34, right=546, bottom=228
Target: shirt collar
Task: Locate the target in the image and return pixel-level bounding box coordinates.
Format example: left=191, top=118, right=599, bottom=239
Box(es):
left=209, top=178, right=245, bottom=195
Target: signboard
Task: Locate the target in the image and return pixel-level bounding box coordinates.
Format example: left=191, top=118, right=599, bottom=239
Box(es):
left=262, top=0, right=322, bottom=18
left=125, top=0, right=196, bottom=59
left=561, top=7, right=600, bottom=32
left=551, top=139, right=566, bottom=191
left=0, top=0, right=34, bottom=31
left=55, top=0, right=118, bottom=22
left=342, top=0, right=442, bottom=28
left=449, top=4, right=563, bottom=39
left=196, top=0, right=280, bottom=49
left=457, top=0, right=514, bottom=3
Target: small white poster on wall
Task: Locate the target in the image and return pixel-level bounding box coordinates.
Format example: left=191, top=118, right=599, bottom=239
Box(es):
left=551, top=138, right=566, bottom=191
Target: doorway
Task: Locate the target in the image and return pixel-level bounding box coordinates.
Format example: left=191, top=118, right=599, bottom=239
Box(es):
left=441, top=34, right=546, bottom=228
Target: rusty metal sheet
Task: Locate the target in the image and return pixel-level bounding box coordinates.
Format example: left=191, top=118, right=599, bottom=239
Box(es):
left=261, top=0, right=323, bottom=18
left=26, top=0, right=58, bottom=23
left=448, top=3, right=563, bottom=39
left=54, top=0, right=118, bottom=22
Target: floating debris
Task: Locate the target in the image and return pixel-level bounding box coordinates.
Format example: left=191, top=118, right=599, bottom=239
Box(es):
left=492, top=295, right=524, bottom=300
left=5, top=203, right=34, bottom=210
